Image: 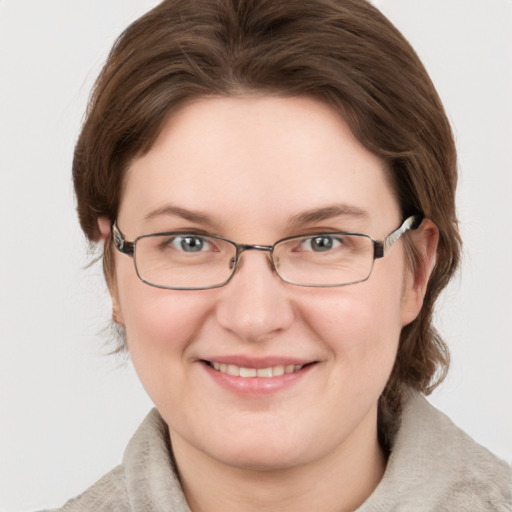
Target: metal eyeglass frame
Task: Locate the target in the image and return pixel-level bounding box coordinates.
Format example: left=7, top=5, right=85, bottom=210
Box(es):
left=111, top=215, right=423, bottom=290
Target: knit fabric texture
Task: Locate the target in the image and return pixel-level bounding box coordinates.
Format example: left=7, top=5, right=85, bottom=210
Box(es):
left=43, top=390, right=512, bottom=511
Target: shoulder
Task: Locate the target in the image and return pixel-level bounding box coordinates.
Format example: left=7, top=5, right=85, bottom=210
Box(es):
left=404, top=391, right=512, bottom=510
left=38, top=465, right=129, bottom=512
left=360, top=390, right=512, bottom=511
left=38, top=409, right=190, bottom=512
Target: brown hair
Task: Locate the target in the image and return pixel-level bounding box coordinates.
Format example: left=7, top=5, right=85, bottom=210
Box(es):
left=73, top=0, right=461, bottom=441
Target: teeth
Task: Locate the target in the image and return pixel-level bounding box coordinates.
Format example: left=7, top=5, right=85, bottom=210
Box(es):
left=257, top=367, right=273, bottom=377
left=240, top=367, right=257, bottom=377
left=273, top=365, right=285, bottom=376
left=209, top=362, right=305, bottom=378
left=227, top=364, right=239, bottom=376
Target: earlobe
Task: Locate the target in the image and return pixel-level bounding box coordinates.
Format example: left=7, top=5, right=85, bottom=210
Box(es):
left=97, top=216, right=125, bottom=326
left=97, top=216, right=112, bottom=240
left=112, top=297, right=125, bottom=326
left=401, top=219, right=439, bottom=326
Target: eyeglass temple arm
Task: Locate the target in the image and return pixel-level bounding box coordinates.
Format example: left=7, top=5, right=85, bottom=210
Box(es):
left=112, top=222, right=135, bottom=256
left=373, top=215, right=423, bottom=259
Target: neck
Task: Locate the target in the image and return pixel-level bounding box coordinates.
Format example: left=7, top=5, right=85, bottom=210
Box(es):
left=170, top=411, right=386, bottom=512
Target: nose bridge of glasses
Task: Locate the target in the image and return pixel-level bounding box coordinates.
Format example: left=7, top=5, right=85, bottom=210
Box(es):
left=230, top=244, right=276, bottom=271
left=239, top=244, right=273, bottom=253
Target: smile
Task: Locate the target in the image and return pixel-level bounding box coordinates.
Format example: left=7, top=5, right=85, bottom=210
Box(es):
left=205, top=361, right=306, bottom=378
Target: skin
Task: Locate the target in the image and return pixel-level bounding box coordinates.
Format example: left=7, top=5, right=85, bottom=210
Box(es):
left=99, top=96, right=438, bottom=512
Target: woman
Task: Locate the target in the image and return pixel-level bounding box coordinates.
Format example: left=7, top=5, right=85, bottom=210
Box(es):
left=46, top=0, right=511, bottom=510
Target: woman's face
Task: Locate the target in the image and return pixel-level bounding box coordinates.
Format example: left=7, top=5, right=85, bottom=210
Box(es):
left=111, top=96, right=424, bottom=471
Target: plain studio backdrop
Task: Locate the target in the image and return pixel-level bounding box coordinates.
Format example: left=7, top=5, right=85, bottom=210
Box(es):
left=0, top=1, right=511, bottom=510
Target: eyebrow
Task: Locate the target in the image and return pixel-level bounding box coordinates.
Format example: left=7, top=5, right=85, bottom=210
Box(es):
left=144, top=205, right=218, bottom=228
left=143, top=202, right=368, bottom=231
left=287, top=203, right=369, bottom=229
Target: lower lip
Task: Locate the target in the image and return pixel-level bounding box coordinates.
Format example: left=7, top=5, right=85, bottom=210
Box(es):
left=202, top=362, right=315, bottom=396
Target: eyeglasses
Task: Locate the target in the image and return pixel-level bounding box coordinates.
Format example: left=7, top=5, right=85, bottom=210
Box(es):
left=112, top=215, right=422, bottom=290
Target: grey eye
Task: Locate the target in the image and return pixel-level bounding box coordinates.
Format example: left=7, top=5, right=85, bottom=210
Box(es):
left=303, top=235, right=342, bottom=252
left=174, top=235, right=207, bottom=252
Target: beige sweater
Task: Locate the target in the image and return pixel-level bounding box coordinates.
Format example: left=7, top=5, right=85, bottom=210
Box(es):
left=46, top=391, right=512, bottom=512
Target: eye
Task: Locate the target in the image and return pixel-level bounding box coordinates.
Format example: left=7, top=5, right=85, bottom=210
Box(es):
left=301, top=235, right=343, bottom=252
left=170, top=235, right=212, bottom=253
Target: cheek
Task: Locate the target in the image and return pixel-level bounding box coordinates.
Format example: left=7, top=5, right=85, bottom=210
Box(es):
left=301, top=273, right=405, bottom=380
left=114, top=263, right=212, bottom=379
left=121, top=291, right=209, bottom=352
left=118, top=287, right=219, bottom=417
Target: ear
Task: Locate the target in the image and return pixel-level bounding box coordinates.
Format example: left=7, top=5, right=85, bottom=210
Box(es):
left=97, top=216, right=111, bottom=241
left=97, top=216, right=125, bottom=327
left=400, top=219, right=439, bottom=326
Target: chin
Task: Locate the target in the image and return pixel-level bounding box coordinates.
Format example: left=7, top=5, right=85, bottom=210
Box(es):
left=212, top=444, right=309, bottom=472
left=192, top=424, right=321, bottom=472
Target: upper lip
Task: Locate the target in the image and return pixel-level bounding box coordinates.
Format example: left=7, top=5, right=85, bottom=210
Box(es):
left=199, top=355, right=316, bottom=369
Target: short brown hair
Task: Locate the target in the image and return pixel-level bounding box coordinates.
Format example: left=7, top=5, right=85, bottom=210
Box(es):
left=73, top=0, right=461, bottom=439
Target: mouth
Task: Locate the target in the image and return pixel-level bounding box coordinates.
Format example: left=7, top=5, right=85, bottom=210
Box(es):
left=202, top=360, right=314, bottom=378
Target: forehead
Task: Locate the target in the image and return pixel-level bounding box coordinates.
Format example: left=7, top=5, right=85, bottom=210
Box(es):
left=119, top=96, right=400, bottom=236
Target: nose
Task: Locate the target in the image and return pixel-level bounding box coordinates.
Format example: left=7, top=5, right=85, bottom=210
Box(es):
left=215, top=250, right=295, bottom=343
